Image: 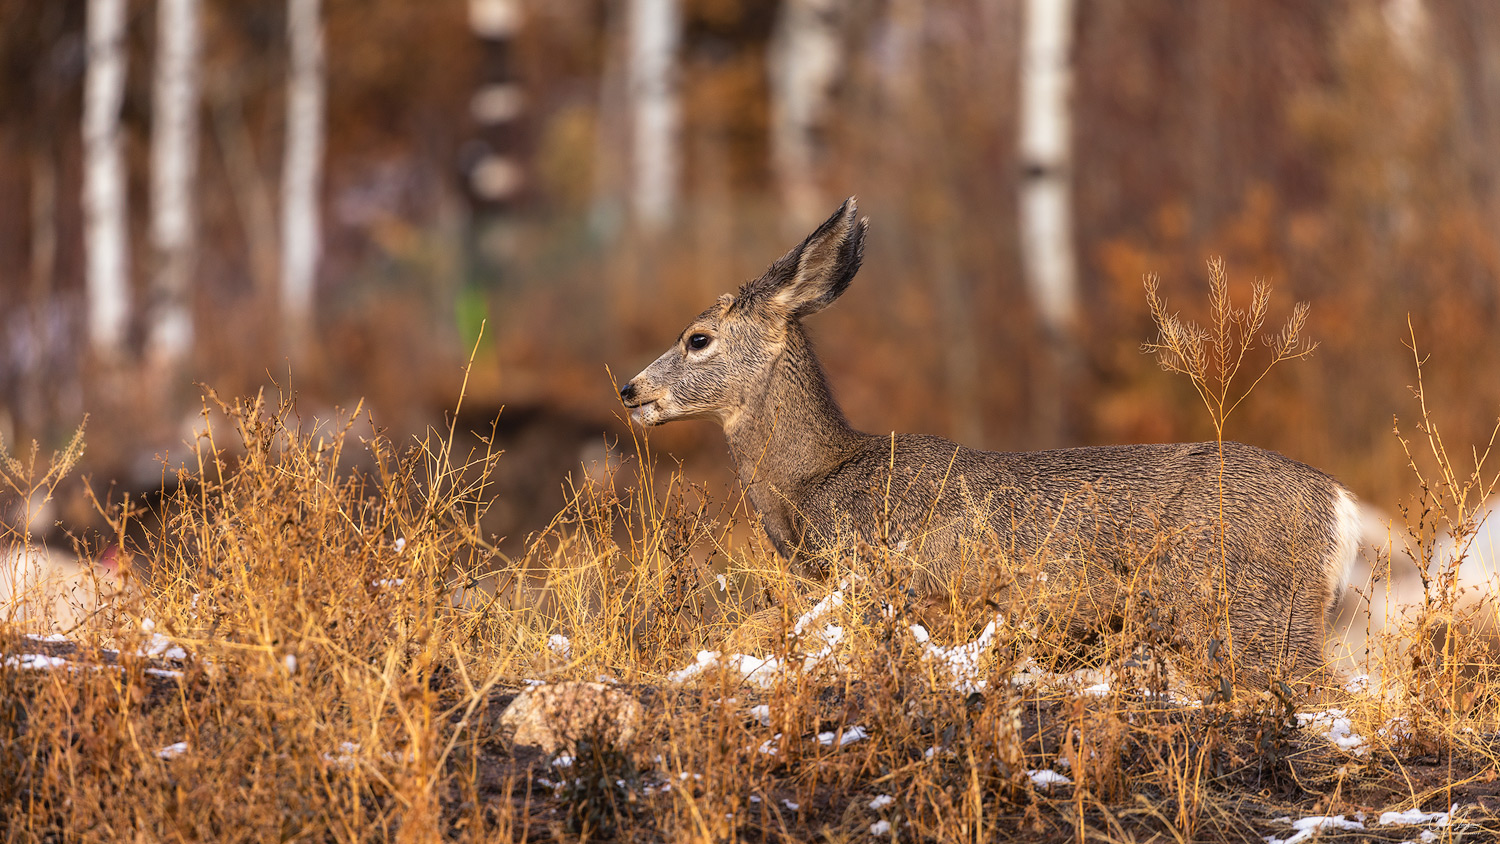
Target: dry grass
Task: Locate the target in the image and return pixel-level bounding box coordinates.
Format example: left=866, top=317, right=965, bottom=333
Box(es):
left=4, top=284, right=1500, bottom=842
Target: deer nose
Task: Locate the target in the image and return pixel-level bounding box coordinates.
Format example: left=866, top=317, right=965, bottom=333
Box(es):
left=619, top=382, right=637, bottom=403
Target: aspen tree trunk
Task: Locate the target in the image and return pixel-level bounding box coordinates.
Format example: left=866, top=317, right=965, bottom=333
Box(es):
left=281, top=0, right=325, bottom=355
left=466, top=0, right=526, bottom=206
left=1018, top=0, right=1078, bottom=443
left=626, top=0, right=680, bottom=234
left=769, top=0, right=845, bottom=231
left=1383, top=0, right=1429, bottom=62
left=149, top=0, right=201, bottom=367
left=1018, top=0, right=1077, bottom=339
left=83, top=0, right=130, bottom=359
left=456, top=0, right=526, bottom=355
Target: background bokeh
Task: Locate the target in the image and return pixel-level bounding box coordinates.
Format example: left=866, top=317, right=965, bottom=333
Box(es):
left=2, top=0, right=1498, bottom=550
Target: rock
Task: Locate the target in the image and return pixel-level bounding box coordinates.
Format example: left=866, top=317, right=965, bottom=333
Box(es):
left=498, top=681, right=643, bottom=754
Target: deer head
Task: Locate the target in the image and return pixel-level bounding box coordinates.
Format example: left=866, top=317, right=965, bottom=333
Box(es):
left=620, top=197, right=868, bottom=429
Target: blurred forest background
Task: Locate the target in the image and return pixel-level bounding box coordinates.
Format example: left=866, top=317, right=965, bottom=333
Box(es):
left=2, top=0, right=1499, bottom=551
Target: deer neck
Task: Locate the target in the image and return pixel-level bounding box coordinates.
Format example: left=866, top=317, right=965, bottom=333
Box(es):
left=722, top=323, right=860, bottom=513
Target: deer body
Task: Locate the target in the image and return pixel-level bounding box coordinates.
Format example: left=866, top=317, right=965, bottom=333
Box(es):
left=622, top=199, right=1359, bottom=682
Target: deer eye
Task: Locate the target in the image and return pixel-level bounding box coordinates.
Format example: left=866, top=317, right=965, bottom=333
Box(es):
left=687, top=333, right=712, bottom=351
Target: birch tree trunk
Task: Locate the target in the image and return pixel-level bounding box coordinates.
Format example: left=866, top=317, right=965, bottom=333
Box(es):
left=281, top=0, right=325, bottom=354
left=769, top=0, right=845, bottom=231
left=1383, top=0, right=1429, bottom=63
left=460, top=0, right=526, bottom=351
left=1018, top=0, right=1078, bottom=443
left=149, top=0, right=201, bottom=367
left=626, top=0, right=680, bottom=235
left=1018, top=0, right=1077, bottom=339
left=83, top=0, right=130, bottom=359
left=466, top=0, right=526, bottom=206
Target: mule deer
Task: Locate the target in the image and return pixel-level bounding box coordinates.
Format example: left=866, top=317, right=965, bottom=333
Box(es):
left=620, top=198, right=1360, bottom=684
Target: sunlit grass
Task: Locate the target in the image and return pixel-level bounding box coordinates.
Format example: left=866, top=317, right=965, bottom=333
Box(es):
left=2, top=276, right=1499, bottom=841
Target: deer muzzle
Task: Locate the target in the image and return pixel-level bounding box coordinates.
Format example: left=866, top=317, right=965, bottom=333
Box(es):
left=619, top=379, right=666, bottom=426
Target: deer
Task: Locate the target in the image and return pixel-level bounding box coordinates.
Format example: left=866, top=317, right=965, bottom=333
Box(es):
left=619, top=198, right=1362, bottom=686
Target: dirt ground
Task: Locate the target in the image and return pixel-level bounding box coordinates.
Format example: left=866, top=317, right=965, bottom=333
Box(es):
left=8, top=636, right=1497, bottom=843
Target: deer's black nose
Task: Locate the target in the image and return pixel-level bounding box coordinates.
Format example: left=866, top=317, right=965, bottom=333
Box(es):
left=620, top=383, right=637, bottom=402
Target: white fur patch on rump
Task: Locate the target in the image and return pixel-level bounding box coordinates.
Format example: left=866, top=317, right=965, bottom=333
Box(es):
left=1327, top=488, right=1362, bottom=614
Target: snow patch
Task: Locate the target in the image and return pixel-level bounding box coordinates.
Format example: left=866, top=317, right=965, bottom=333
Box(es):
left=1264, top=815, right=1366, bottom=844
left=1026, top=769, right=1072, bottom=788
left=1378, top=805, right=1453, bottom=827
left=137, top=620, right=188, bottom=660
left=669, top=582, right=1002, bottom=691
left=1262, top=805, right=1455, bottom=844
left=4, top=653, right=69, bottom=670
left=910, top=614, right=1003, bottom=694
left=817, top=725, right=869, bottom=747
left=793, top=588, right=845, bottom=638
left=24, top=633, right=69, bottom=643
left=1295, top=709, right=1368, bottom=755
left=668, top=650, right=788, bottom=688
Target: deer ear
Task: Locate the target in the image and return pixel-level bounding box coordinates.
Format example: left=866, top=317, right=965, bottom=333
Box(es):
left=748, top=198, right=867, bottom=318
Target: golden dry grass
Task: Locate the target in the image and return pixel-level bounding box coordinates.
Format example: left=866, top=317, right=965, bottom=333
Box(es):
left=3, top=291, right=1500, bottom=842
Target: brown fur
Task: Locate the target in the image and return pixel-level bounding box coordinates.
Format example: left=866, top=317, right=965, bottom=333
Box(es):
left=621, top=198, right=1357, bottom=685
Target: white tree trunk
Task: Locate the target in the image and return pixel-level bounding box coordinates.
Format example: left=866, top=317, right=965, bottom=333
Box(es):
left=1018, top=0, right=1077, bottom=338
left=281, top=0, right=325, bottom=349
left=149, top=0, right=201, bottom=366
left=468, top=0, right=521, bottom=39
left=83, top=0, right=130, bottom=358
left=769, top=0, right=845, bottom=231
left=1384, top=0, right=1429, bottom=64
left=626, top=0, right=680, bottom=234
left=466, top=0, right=526, bottom=204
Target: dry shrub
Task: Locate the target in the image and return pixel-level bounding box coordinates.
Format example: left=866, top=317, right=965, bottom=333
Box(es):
left=3, top=284, right=1499, bottom=842
left=2, top=385, right=530, bottom=842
